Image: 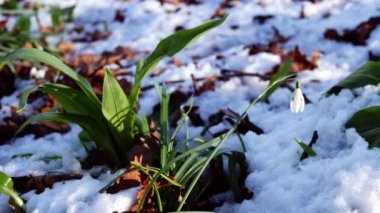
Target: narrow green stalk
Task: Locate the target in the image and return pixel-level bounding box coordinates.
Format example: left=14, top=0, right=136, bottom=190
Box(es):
left=160, top=83, right=171, bottom=170
left=236, top=131, right=246, bottom=152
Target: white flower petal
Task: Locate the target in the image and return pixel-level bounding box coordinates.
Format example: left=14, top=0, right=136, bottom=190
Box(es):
left=290, top=88, right=305, bottom=114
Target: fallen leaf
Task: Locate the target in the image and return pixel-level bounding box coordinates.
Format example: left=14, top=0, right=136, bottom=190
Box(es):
left=195, top=74, right=217, bottom=95
left=12, top=173, right=82, bottom=194
left=253, top=15, right=273, bottom=24
left=72, top=30, right=111, bottom=42
left=286, top=46, right=318, bottom=72
left=324, top=16, right=380, bottom=45
left=58, top=42, right=75, bottom=56
left=183, top=106, right=204, bottom=126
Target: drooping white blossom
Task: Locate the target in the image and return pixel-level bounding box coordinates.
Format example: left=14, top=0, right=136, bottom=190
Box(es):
left=290, top=81, right=305, bottom=114
left=30, top=67, right=46, bottom=79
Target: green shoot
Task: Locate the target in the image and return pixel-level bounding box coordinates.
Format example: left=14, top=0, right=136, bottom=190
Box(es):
left=294, top=138, right=317, bottom=157
left=0, top=172, right=26, bottom=212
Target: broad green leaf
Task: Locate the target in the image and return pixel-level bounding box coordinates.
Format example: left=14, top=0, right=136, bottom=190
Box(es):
left=294, top=138, right=317, bottom=157
left=0, top=48, right=100, bottom=105
left=39, top=84, right=101, bottom=116
left=18, top=86, right=36, bottom=112
left=346, top=106, right=380, bottom=148
left=0, top=172, right=13, bottom=193
left=15, top=112, right=120, bottom=165
left=102, top=68, right=131, bottom=150
left=265, top=59, right=292, bottom=100
left=0, top=171, right=25, bottom=210
left=129, top=16, right=227, bottom=111
left=78, top=130, right=92, bottom=142
left=326, top=61, right=380, bottom=96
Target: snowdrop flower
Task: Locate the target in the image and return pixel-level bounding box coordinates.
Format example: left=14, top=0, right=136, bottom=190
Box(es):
left=290, top=81, right=305, bottom=114
left=30, top=67, right=46, bottom=79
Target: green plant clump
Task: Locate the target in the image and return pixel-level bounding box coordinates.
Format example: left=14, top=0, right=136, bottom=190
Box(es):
left=0, top=16, right=227, bottom=167
left=130, top=74, right=293, bottom=212
left=0, top=15, right=301, bottom=212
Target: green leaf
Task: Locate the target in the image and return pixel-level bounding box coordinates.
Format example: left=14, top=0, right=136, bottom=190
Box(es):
left=265, top=59, right=292, bottom=101
left=102, top=68, right=131, bottom=150
left=15, top=112, right=120, bottom=165
left=14, top=15, right=31, bottom=34
left=0, top=171, right=25, bottom=210
left=39, top=84, right=101, bottom=116
left=326, top=61, right=380, bottom=96
left=18, top=87, right=36, bottom=112
left=129, top=16, right=227, bottom=112
left=61, top=5, right=76, bottom=22
left=78, top=130, right=92, bottom=142
left=50, top=5, right=75, bottom=32
left=173, top=153, right=198, bottom=181
left=294, top=138, right=317, bottom=157
left=12, top=153, right=33, bottom=159
left=50, top=7, right=61, bottom=32
left=134, top=114, right=150, bottom=136
left=0, top=48, right=100, bottom=106
left=346, top=106, right=380, bottom=148
left=0, top=172, right=13, bottom=192
left=20, top=84, right=119, bottom=158
left=4, top=0, right=18, bottom=9
left=160, top=83, right=170, bottom=169
left=178, top=156, right=208, bottom=184
left=143, top=16, right=227, bottom=75
left=78, top=130, right=92, bottom=153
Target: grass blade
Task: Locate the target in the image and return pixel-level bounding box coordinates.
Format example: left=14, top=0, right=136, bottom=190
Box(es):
left=160, top=83, right=171, bottom=169
left=173, top=153, right=198, bottom=181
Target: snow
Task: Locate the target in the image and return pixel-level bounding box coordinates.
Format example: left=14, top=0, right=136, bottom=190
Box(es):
left=23, top=174, right=138, bottom=213
left=1, top=0, right=380, bottom=212
left=0, top=126, right=85, bottom=176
